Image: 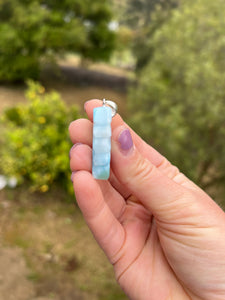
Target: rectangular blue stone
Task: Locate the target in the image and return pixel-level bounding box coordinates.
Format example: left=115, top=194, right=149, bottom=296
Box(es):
left=93, top=137, right=111, bottom=153
left=93, top=125, right=111, bottom=138
left=93, top=106, right=112, bottom=125
left=92, top=165, right=110, bottom=180
left=93, top=152, right=110, bottom=166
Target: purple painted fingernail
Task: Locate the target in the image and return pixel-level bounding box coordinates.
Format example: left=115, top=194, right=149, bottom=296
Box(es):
left=69, top=143, right=82, bottom=159
left=118, top=129, right=133, bottom=153
left=71, top=171, right=77, bottom=183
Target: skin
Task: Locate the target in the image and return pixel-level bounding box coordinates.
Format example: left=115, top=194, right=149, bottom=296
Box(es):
left=69, top=99, right=225, bottom=300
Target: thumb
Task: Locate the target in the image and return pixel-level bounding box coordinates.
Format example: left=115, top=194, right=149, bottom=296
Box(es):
left=111, top=126, right=197, bottom=223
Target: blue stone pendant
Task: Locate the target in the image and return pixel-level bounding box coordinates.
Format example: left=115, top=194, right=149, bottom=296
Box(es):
left=92, top=99, right=117, bottom=180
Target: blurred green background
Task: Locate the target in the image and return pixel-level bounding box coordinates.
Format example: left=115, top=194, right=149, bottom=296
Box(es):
left=0, top=0, right=224, bottom=299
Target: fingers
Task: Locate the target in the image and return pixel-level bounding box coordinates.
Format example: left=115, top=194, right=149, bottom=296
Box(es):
left=69, top=100, right=199, bottom=192
left=70, top=143, right=126, bottom=219
left=73, top=171, right=125, bottom=261
left=74, top=99, right=165, bottom=166
left=69, top=118, right=130, bottom=198
left=111, top=126, right=197, bottom=223
left=82, top=99, right=199, bottom=191
left=69, top=118, right=92, bottom=145
left=70, top=143, right=92, bottom=171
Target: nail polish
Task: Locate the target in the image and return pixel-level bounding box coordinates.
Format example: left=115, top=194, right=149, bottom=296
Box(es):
left=71, top=171, right=77, bottom=183
left=118, top=129, right=133, bottom=152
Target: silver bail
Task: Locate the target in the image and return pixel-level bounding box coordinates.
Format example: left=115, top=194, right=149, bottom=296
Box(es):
left=102, top=98, right=117, bottom=118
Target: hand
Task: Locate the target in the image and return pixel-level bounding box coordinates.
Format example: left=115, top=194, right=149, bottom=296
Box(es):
left=69, top=100, right=225, bottom=300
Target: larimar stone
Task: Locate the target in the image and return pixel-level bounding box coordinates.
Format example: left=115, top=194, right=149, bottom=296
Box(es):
left=93, top=138, right=111, bottom=152
left=92, top=106, right=112, bottom=180
left=92, top=165, right=110, bottom=180
left=93, top=125, right=111, bottom=138
left=93, top=152, right=110, bottom=166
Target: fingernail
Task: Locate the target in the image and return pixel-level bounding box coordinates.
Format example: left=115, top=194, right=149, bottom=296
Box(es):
left=71, top=171, right=77, bottom=183
left=118, top=129, right=133, bottom=153
left=69, top=143, right=82, bottom=159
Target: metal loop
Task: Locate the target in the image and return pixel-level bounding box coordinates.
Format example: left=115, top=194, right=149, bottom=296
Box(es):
left=102, top=98, right=117, bottom=118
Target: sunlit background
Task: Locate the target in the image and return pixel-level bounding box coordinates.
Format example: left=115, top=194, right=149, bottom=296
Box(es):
left=0, top=0, right=224, bottom=299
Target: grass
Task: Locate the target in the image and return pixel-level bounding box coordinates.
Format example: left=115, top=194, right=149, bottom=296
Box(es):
left=0, top=185, right=128, bottom=300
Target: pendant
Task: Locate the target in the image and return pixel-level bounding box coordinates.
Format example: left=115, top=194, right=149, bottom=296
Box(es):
left=92, top=99, right=117, bottom=180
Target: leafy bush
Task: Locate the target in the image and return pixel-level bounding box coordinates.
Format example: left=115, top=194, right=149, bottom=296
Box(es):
left=116, top=0, right=178, bottom=71
left=0, top=0, right=116, bottom=81
left=0, top=81, right=80, bottom=193
left=128, top=0, right=225, bottom=196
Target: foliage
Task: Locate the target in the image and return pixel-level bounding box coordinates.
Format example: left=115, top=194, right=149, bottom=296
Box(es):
left=0, top=81, right=80, bottom=193
left=128, top=0, right=225, bottom=195
left=115, top=0, right=179, bottom=71
left=0, top=0, right=116, bottom=81
left=120, top=0, right=177, bottom=29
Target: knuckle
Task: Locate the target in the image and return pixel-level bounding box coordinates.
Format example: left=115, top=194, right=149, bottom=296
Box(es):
left=130, top=156, right=156, bottom=184
left=169, top=165, right=180, bottom=180
left=172, top=173, right=187, bottom=185
left=158, top=158, right=180, bottom=180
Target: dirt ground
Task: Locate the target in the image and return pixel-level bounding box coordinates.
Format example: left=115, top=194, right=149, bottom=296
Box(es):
left=0, top=186, right=126, bottom=300
left=0, top=246, right=62, bottom=300
left=0, top=247, right=35, bottom=300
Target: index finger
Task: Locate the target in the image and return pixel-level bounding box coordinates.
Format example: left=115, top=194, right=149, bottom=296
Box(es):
left=84, top=99, right=164, bottom=167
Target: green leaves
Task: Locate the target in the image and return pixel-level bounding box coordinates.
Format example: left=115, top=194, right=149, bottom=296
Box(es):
left=128, top=0, right=225, bottom=198
left=0, top=0, right=116, bottom=81
left=0, top=81, right=80, bottom=193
